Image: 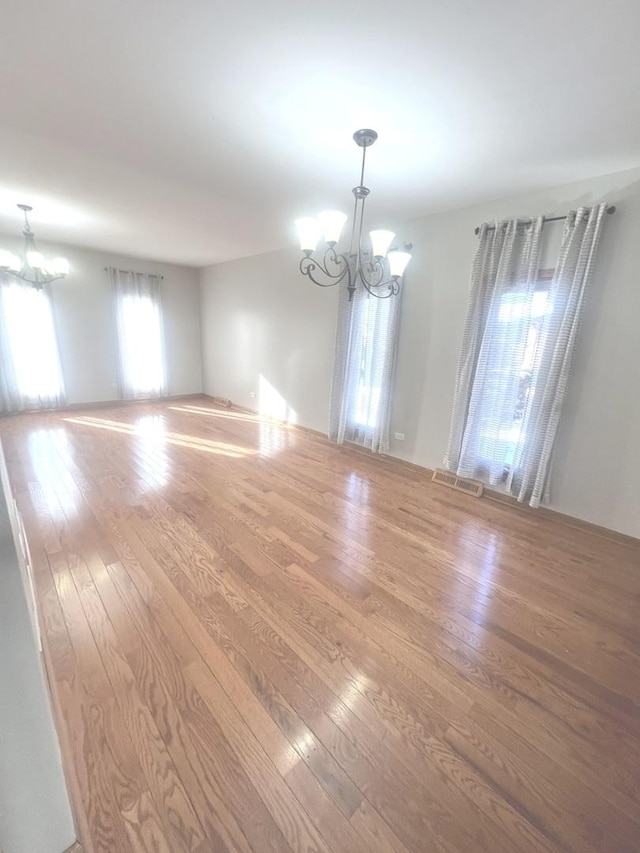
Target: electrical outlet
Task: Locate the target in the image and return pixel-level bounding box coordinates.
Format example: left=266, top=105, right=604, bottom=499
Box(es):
left=394, top=432, right=405, bottom=441
left=249, top=391, right=256, bottom=398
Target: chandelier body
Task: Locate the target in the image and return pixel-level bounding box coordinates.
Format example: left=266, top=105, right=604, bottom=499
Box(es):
left=296, top=130, right=411, bottom=300
left=0, top=205, right=69, bottom=289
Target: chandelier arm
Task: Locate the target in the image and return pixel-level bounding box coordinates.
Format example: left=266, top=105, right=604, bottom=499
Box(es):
left=359, top=258, right=386, bottom=289
left=5, top=269, right=63, bottom=288
left=360, top=275, right=399, bottom=299
left=357, top=261, right=399, bottom=299
left=299, top=247, right=351, bottom=289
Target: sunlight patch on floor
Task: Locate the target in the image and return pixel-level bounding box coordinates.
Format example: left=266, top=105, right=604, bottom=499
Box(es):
left=170, top=400, right=299, bottom=457
left=258, top=375, right=298, bottom=457
left=169, top=404, right=296, bottom=428
left=63, top=415, right=256, bottom=458
left=135, top=415, right=171, bottom=487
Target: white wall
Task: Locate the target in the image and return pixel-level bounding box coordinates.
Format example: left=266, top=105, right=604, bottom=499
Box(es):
left=0, top=237, right=203, bottom=404
left=200, top=166, right=640, bottom=538
left=200, top=248, right=339, bottom=433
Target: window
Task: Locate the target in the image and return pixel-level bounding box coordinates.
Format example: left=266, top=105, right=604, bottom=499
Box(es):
left=0, top=282, right=64, bottom=407
left=490, top=283, right=551, bottom=469
left=446, top=206, right=608, bottom=507
left=329, top=287, right=401, bottom=454
left=118, top=292, right=165, bottom=397
left=352, top=294, right=390, bottom=429
left=109, top=268, right=166, bottom=399
left=456, top=268, right=554, bottom=484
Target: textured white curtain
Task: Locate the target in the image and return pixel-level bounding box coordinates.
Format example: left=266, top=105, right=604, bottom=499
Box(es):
left=0, top=274, right=66, bottom=413
left=445, top=218, right=544, bottom=482
left=508, top=204, right=609, bottom=506
left=329, top=282, right=402, bottom=453
left=445, top=204, right=608, bottom=507
left=108, top=268, right=167, bottom=400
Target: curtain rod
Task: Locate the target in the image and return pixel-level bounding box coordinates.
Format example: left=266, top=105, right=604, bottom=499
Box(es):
left=474, top=204, right=616, bottom=236
left=103, top=266, right=164, bottom=280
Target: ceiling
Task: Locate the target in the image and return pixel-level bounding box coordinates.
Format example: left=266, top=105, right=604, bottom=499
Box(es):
left=1, top=0, right=639, bottom=267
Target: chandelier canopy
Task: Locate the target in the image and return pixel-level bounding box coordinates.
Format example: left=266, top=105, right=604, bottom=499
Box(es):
left=295, top=129, right=411, bottom=300
left=0, top=204, right=70, bottom=289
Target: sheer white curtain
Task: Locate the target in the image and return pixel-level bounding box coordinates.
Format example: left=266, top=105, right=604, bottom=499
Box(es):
left=445, top=218, right=544, bottom=482
left=508, top=204, right=609, bottom=505
left=445, top=204, right=609, bottom=507
left=329, top=283, right=402, bottom=453
left=108, top=268, right=167, bottom=400
left=0, top=274, right=65, bottom=413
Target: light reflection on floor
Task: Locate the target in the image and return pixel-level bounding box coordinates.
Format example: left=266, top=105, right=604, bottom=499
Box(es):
left=346, top=471, right=370, bottom=505
left=332, top=670, right=371, bottom=723
left=134, top=415, right=171, bottom=488
left=457, top=520, right=500, bottom=625
left=329, top=471, right=373, bottom=593
left=258, top=420, right=298, bottom=458
left=343, top=471, right=371, bottom=544
left=27, top=428, right=79, bottom=521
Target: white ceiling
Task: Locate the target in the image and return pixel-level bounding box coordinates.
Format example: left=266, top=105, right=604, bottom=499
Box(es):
left=1, top=0, right=639, bottom=267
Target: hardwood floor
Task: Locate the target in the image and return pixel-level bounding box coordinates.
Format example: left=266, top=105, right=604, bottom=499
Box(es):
left=1, top=396, right=639, bottom=853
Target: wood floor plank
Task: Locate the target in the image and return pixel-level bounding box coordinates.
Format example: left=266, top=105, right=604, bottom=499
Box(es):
left=1, top=397, right=639, bottom=852
left=185, top=659, right=327, bottom=853
left=76, top=553, right=206, bottom=851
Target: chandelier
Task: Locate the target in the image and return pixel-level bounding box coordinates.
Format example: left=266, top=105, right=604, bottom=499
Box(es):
left=295, top=129, right=411, bottom=301
left=0, top=204, right=70, bottom=289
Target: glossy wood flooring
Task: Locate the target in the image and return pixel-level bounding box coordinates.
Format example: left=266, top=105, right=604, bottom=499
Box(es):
left=1, top=397, right=640, bottom=853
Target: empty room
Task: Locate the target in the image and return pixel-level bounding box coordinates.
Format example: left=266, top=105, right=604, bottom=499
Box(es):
left=0, top=1, right=639, bottom=852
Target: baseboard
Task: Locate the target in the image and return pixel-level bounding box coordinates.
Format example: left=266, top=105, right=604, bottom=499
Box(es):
left=382, top=453, right=637, bottom=546
left=387, top=457, right=637, bottom=546
left=0, top=392, right=208, bottom=418
left=481, top=487, right=639, bottom=548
